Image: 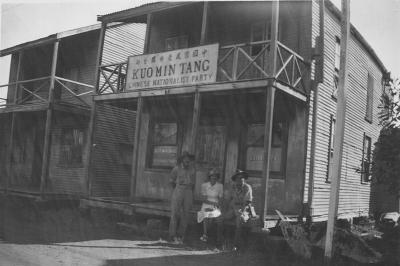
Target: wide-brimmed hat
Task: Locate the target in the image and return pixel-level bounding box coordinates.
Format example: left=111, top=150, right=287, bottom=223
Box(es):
left=208, top=168, right=220, bottom=178
left=178, top=151, right=195, bottom=162
left=231, top=169, right=249, bottom=181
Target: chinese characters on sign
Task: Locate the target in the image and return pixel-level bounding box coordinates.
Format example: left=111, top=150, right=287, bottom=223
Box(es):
left=126, top=44, right=219, bottom=90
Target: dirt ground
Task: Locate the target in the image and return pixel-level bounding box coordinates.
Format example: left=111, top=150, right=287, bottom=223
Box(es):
left=0, top=196, right=384, bottom=266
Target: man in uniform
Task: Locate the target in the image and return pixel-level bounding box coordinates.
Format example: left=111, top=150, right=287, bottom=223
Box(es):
left=168, top=151, right=196, bottom=244
left=226, top=169, right=253, bottom=251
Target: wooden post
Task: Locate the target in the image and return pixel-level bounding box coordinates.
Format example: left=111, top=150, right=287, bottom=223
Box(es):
left=85, top=22, right=106, bottom=196
left=308, top=0, right=325, bottom=218
left=324, top=0, right=350, bottom=264
left=190, top=90, right=201, bottom=154
left=5, top=51, right=23, bottom=192
left=200, top=2, right=209, bottom=45
left=40, top=40, right=59, bottom=196
left=144, top=14, right=152, bottom=54
left=260, top=0, right=279, bottom=225
left=129, top=97, right=143, bottom=202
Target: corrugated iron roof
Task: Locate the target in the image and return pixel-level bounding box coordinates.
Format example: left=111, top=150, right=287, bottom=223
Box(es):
left=0, top=24, right=101, bottom=57
left=97, top=1, right=193, bottom=23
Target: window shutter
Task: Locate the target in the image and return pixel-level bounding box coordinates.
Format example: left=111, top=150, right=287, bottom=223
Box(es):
left=365, top=73, right=374, bottom=122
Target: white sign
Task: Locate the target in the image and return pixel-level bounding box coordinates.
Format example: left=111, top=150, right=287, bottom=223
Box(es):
left=126, top=44, right=219, bottom=90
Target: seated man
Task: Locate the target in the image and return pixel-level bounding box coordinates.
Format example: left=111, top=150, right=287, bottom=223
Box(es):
left=225, top=169, right=255, bottom=251
left=197, top=168, right=224, bottom=246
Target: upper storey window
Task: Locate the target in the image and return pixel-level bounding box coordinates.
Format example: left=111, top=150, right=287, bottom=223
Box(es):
left=332, top=37, right=341, bottom=100
left=165, top=35, right=188, bottom=51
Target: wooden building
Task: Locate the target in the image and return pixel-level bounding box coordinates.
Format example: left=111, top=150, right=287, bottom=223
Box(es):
left=0, top=25, right=110, bottom=198
left=1, top=1, right=391, bottom=225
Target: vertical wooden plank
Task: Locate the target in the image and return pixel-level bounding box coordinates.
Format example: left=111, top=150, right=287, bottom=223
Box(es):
left=86, top=102, right=97, bottom=197
left=6, top=51, right=23, bottom=191
left=95, top=23, right=106, bottom=94
left=40, top=40, right=59, bottom=196
left=144, top=14, right=152, bottom=54
left=260, top=0, right=279, bottom=225
left=85, top=23, right=107, bottom=196
left=308, top=0, right=325, bottom=218
left=190, top=90, right=201, bottom=154
left=232, top=48, right=239, bottom=81
left=324, top=0, right=350, bottom=264
left=129, top=97, right=143, bottom=202
left=200, top=2, right=209, bottom=45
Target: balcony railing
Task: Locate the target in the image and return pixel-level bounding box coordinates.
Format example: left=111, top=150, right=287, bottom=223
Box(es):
left=0, top=76, right=94, bottom=109
left=97, top=40, right=309, bottom=95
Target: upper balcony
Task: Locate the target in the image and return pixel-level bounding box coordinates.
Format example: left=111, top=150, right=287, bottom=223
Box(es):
left=96, top=1, right=312, bottom=99
left=0, top=25, right=100, bottom=114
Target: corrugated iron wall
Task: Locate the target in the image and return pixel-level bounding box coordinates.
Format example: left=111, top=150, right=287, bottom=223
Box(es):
left=102, top=22, right=146, bottom=65
left=91, top=101, right=136, bottom=199
left=98, top=23, right=145, bottom=94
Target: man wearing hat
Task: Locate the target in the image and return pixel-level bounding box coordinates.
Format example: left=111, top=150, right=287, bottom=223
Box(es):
left=227, top=169, right=253, bottom=251
left=168, top=151, right=196, bottom=244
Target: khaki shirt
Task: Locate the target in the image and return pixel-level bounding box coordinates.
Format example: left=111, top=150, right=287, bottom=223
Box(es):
left=231, top=182, right=253, bottom=206
left=169, top=164, right=196, bottom=189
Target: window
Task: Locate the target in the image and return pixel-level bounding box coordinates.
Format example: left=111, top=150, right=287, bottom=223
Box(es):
left=334, top=37, right=341, bottom=72
left=365, top=73, right=374, bottom=123
left=245, top=122, right=288, bottom=178
left=332, top=37, right=341, bottom=100
left=165, top=35, right=188, bottom=51
left=250, top=22, right=270, bottom=56
left=361, top=134, right=372, bottom=183
left=326, top=115, right=336, bottom=183
left=195, top=125, right=226, bottom=169
left=59, top=128, right=84, bottom=167
left=148, top=122, right=178, bottom=168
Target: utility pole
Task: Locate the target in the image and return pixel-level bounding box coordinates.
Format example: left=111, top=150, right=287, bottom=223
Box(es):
left=324, top=0, right=350, bottom=265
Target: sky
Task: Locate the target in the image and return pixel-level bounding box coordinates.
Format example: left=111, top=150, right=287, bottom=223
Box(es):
left=0, top=0, right=399, bottom=92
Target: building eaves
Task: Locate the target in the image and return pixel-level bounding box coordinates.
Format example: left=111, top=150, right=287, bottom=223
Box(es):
left=97, top=2, right=194, bottom=23
left=0, top=24, right=101, bottom=57
left=325, top=0, right=388, bottom=74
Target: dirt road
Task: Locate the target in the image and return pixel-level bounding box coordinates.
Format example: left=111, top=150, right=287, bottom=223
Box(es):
left=0, top=238, right=273, bottom=266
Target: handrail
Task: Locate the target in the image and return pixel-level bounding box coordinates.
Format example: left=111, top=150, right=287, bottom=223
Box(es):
left=220, top=40, right=271, bottom=50
left=277, top=41, right=308, bottom=64
left=55, top=76, right=95, bottom=89
left=0, top=76, right=51, bottom=88
left=100, top=61, right=127, bottom=68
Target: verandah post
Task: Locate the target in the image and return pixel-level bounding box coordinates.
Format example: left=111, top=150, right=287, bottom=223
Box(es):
left=40, top=40, right=59, bottom=196
left=129, top=96, right=143, bottom=202
left=324, top=0, right=350, bottom=264
left=260, top=0, right=279, bottom=226
left=5, top=50, right=23, bottom=192
left=85, top=22, right=106, bottom=197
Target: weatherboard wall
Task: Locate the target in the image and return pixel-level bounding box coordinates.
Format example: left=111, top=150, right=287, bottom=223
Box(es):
left=306, top=0, right=383, bottom=220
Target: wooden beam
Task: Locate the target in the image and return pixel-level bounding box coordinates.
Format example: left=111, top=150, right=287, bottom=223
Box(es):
left=324, top=0, right=350, bottom=264
left=94, top=80, right=307, bottom=102
left=56, top=23, right=101, bottom=39
left=5, top=51, right=23, bottom=192
left=85, top=23, right=106, bottom=196
left=95, top=23, right=106, bottom=94
left=98, top=2, right=192, bottom=24
left=144, top=13, right=152, bottom=54
left=200, top=2, right=209, bottom=45
left=190, top=90, right=201, bottom=153
left=129, top=97, right=143, bottom=202
left=260, top=86, right=276, bottom=224
left=0, top=36, right=56, bottom=57
left=86, top=102, right=97, bottom=197
left=40, top=41, right=59, bottom=196
left=260, top=0, right=279, bottom=226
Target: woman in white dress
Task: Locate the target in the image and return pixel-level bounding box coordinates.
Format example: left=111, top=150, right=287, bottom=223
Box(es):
left=197, top=168, right=223, bottom=242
